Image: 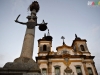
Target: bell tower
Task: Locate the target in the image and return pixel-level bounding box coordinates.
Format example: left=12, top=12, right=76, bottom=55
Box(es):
left=72, top=34, right=91, bottom=56
left=38, top=30, right=53, bottom=56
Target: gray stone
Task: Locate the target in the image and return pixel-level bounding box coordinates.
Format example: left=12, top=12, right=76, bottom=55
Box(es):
left=0, top=57, right=41, bottom=75
left=23, top=73, right=41, bottom=75
left=3, top=57, right=40, bottom=71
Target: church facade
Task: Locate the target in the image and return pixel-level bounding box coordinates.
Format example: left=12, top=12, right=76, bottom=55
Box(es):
left=36, top=34, right=98, bottom=75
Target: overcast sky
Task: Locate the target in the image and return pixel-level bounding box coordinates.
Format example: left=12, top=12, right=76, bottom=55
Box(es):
left=0, top=0, right=100, bottom=73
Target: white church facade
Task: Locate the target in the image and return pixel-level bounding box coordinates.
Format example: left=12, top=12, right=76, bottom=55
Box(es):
left=36, top=34, right=98, bottom=75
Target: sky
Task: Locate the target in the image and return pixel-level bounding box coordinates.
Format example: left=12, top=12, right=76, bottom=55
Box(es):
left=0, top=0, right=100, bottom=73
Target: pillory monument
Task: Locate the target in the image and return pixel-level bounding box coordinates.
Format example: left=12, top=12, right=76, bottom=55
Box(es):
left=0, top=1, right=50, bottom=75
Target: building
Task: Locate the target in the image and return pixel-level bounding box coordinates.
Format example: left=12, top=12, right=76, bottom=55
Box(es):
left=36, top=33, right=98, bottom=75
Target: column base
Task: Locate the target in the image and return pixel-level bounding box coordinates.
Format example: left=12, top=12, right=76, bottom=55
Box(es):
left=0, top=57, right=41, bottom=75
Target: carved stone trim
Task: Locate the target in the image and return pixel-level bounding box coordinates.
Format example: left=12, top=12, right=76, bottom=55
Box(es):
left=64, top=67, right=72, bottom=73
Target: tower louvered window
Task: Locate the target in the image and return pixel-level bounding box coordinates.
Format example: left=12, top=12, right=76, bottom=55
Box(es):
left=43, top=45, right=47, bottom=51
left=80, top=45, right=85, bottom=51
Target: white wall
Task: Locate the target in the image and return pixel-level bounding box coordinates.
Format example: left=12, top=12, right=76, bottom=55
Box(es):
left=86, top=62, right=96, bottom=75
left=70, top=62, right=85, bottom=75
left=38, top=59, right=96, bottom=75
left=52, top=62, right=66, bottom=75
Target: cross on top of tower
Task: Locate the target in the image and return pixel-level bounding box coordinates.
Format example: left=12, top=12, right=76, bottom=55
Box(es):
left=75, top=34, right=78, bottom=38
left=75, top=34, right=81, bottom=40
left=61, top=36, right=65, bottom=45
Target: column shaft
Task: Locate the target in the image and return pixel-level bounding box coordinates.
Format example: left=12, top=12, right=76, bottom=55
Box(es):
left=48, top=62, right=52, bottom=75
left=20, top=28, right=35, bottom=58
left=83, top=62, right=89, bottom=75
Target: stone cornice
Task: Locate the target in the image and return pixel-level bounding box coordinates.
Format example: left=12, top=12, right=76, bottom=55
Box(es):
left=56, top=44, right=72, bottom=50
left=36, top=55, right=95, bottom=61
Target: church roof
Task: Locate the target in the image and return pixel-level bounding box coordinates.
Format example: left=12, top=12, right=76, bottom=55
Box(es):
left=38, top=29, right=53, bottom=42
left=38, top=33, right=53, bottom=42
left=71, top=34, right=87, bottom=47
left=56, top=42, right=72, bottom=50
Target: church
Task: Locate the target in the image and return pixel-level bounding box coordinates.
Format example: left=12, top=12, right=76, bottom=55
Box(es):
left=36, top=31, right=98, bottom=75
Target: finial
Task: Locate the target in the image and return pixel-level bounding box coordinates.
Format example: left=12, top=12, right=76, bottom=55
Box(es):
left=75, top=34, right=81, bottom=40
left=44, top=33, right=46, bottom=37
left=61, top=36, right=65, bottom=45
left=75, top=34, right=77, bottom=38
left=47, top=29, right=50, bottom=36
left=42, top=20, right=45, bottom=24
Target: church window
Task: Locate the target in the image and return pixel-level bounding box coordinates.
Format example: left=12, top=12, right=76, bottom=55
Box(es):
left=42, top=68, right=47, bottom=75
left=87, top=67, right=93, bottom=75
left=43, top=45, right=47, bottom=51
left=80, top=45, right=85, bottom=51
left=54, top=66, right=60, bottom=75
left=75, top=66, right=83, bottom=75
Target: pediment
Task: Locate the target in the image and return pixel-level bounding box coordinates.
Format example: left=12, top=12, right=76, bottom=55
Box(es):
left=56, top=44, right=72, bottom=50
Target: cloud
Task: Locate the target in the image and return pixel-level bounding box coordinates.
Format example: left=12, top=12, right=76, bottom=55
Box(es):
left=84, top=25, right=100, bottom=73
left=0, top=54, right=4, bottom=60
left=92, top=25, right=100, bottom=35
left=11, top=0, right=32, bottom=15
left=85, top=24, right=100, bottom=37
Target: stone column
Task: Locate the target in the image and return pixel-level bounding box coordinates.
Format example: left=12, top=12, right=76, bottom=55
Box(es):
left=83, top=62, right=89, bottom=75
left=0, top=1, right=41, bottom=74
left=48, top=62, right=52, bottom=75
left=20, top=9, right=37, bottom=59
left=91, top=62, right=98, bottom=75
left=20, top=28, right=35, bottom=58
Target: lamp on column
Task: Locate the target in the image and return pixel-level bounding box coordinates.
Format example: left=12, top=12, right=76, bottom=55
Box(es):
left=38, top=20, right=47, bottom=31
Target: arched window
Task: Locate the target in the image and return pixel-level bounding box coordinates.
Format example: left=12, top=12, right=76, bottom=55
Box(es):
left=54, top=65, right=60, bottom=75
left=75, top=65, right=83, bottom=75
left=42, top=68, right=47, bottom=75
left=80, top=45, right=85, bottom=51
left=87, top=67, right=93, bottom=75
left=43, top=45, right=47, bottom=51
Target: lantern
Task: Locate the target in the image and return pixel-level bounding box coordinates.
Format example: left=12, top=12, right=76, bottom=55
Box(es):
left=39, top=24, right=47, bottom=31
left=39, top=20, right=47, bottom=31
